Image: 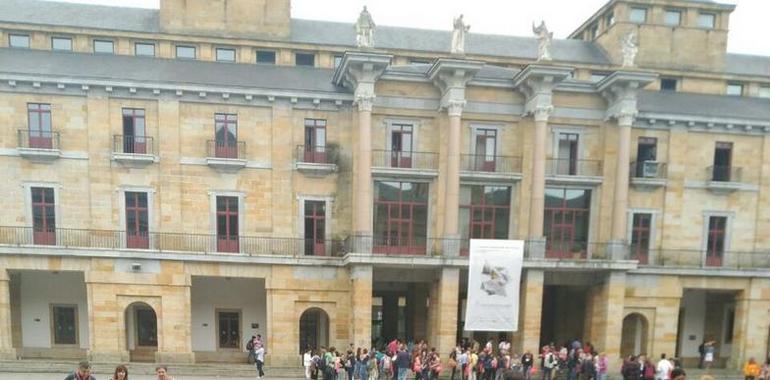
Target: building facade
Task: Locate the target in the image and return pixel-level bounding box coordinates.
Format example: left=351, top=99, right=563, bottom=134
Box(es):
left=0, top=0, right=769, bottom=371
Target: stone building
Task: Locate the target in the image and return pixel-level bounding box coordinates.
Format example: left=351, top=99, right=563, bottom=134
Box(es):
left=0, top=0, right=768, bottom=371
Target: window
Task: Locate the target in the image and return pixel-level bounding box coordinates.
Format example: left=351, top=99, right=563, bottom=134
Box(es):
left=759, top=86, right=770, bottom=99
left=705, top=216, right=727, bottom=267
left=93, top=40, right=114, bottom=54
left=544, top=188, right=591, bottom=259
left=51, top=37, right=72, bottom=51
left=590, top=72, right=609, bottom=83
left=589, top=24, right=599, bottom=39
left=630, top=213, right=652, bottom=264
left=660, top=78, right=678, bottom=91
left=256, top=50, right=276, bottom=64
left=556, top=132, right=579, bottom=175
left=295, top=52, right=315, bottom=66
left=134, top=42, right=155, bottom=57
left=471, top=128, right=497, bottom=171
left=217, top=310, right=241, bottom=349
left=389, top=123, right=414, bottom=168
left=605, top=11, right=615, bottom=27
left=635, top=137, right=659, bottom=178
left=665, top=10, right=682, bottom=26
left=214, top=114, right=238, bottom=159
left=304, top=119, right=327, bottom=163
left=27, top=103, right=53, bottom=149
left=135, top=307, right=157, bottom=347
left=216, top=48, right=236, bottom=62
left=333, top=55, right=343, bottom=69
left=373, top=181, right=429, bottom=254
left=726, top=83, right=743, bottom=96
left=9, top=34, right=30, bottom=48
left=216, top=196, right=239, bottom=253
left=712, top=142, right=733, bottom=182
left=52, top=305, right=77, bottom=345
left=122, top=108, right=147, bottom=154
left=698, top=13, right=716, bottom=29
left=31, top=187, right=56, bottom=245
left=176, top=45, right=196, bottom=59
left=459, top=186, right=511, bottom=255
left=125, top=192, right=149, bottom=249
left=304, top=200, right=326, bottom=256
left=629, top=7, right=648, bottom=23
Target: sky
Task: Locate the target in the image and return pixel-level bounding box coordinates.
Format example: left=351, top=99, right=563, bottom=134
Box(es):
left=54, top=0, right=770, bottom=56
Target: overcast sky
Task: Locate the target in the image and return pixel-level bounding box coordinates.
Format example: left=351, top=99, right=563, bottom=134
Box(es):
left=55, top=0, right=769, bottom=56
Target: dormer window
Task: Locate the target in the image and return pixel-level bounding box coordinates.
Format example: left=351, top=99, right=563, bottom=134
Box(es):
left=630, top=7, right=648, bottom=24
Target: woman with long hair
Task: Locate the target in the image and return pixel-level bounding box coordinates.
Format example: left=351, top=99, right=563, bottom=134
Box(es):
left=110, top=365, right=128, bottom=380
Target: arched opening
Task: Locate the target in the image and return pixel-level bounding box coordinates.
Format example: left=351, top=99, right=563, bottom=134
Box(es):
left=621, top=313, right=649, bottom=358
left=299, top=307, right=329, bottom=354
left=125, top=302, right=158, bottom=362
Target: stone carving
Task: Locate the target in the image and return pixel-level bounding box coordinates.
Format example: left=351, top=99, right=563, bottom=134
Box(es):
left=532, top=21, right=553, bottom=61
left=355, top=6, right=376, bottom=49
left=451, top=15, right=470, bottom=55
left=621, top=32, right=638, bottom=67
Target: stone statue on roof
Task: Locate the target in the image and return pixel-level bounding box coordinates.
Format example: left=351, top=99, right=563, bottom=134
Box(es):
left=621, top=32, right=638, bottom=67
left=451, top=14, right=471, bottom=55
left=532, top=20, right=553, bottom=61
left=356, top=6, right=376, bottom=49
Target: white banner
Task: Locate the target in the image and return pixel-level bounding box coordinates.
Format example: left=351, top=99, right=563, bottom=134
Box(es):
left=463, top=239, right=524, bottom=332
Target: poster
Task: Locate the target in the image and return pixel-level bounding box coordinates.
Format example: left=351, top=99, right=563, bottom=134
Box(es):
left=463, top=239, right=524, bottom=332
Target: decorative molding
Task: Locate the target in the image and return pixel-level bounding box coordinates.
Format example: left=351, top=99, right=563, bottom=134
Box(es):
left=597, top=71, right=657, bottom=124
left=179, top=157, right=271, bottom=170
left=427, top=58, right=484, bottom=115
left=0, top=148, right=88, bottom=160
left=513, top=65, right=573, bottom=120
left=333, top=52, right=392, bottom=113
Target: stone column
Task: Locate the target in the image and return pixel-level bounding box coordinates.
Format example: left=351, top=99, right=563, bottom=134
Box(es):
left=587, top=271, right=626, bottom=373
left=512, top=269, right=544, bottom=354
left=428, top=268, right=460, bottom=360
left=730, top=278, right=770, bottom=369
left=611, top=114, right=634, bottom=242
left=443, top=101, right=465, bottom=254
left=528, top=108, right=552, bottom=240
left=350, top=265, right=373, bottom=349
left=354, top=97, right=375, bottom=252
left=0, top=270, right=16, bottom=360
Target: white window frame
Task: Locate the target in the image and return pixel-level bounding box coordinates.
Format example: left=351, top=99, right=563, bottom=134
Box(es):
left=117, top=186, right=156, bottom=249
left=92, top=39, right=115, bottom=54
left=550, top=126, right=585, bottom=161
left=134, top=41, right=156, bottom=57
left=215, top=47, right=237, bottom=63
left=468, top=124, right=503, bottom=157
left=209, top=191, right=245, bottom=246
left=384, top=119, right=420, bottom=153
left=9, top=33, right=30, bottom=48
left=175, top=44, right=197, bottom=60
left=51, top=36, right=73, bottom=51
left=23, top=182, right=62, bottom=243
left=297, top=195, right=334, bottom=255
left=758, top=86, right=770, bottom=99
left=726, top=83, right=743, bottom=97
left=701, top=211, right=733, bottom=266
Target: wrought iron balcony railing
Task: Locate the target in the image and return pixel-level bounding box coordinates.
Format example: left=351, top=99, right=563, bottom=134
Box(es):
left=546, top=158, right=603, bottom=177
left=113, top=135, right=155, bottom=155
left=207, top=140, right=246, bottom=160
left=295, top=145, right=338, bottom=165
left=17, top=129, right=60, bottom=150
left=630, top=161, right=667, bottom=179
left=708, top=165, right=743, bottom=182
left=372, top=150, right=439, bottom=170
left=460, top=154, right=523, bottom=174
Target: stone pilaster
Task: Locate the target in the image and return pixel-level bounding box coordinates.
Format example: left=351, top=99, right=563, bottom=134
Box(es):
left=512, top=269, right=544, bottom=354
left=428, top=268, right=460, bottom=359
left=0, top=270, right=17, bottom=360
left=730, top=278, right=770, bottom=368
left=587, top=271, right=626, bottom=373
left=350, top=265, right=373, bottom=349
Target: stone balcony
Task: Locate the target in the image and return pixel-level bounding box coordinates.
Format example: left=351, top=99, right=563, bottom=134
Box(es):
left=371, top=150, right=439, bottom=179
left=16, top=129, right=61, bottom=161
left=111, top=135, right=158, bottom=166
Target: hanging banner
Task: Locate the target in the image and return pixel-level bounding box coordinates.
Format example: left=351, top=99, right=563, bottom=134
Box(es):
left=463, top=239, right=524, bottom=332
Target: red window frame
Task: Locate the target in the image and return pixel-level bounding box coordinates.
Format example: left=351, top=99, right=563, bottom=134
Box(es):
left=27, top=103, right=53, bottom=149
left=390, top=124, right=413, bottom=168
left=31, top=187, right=56, bottom=245
left=473, top=129, right=497, bottom=171
left=374, top=182, right=428, bottom=255
left=125, top=192, right=149, bottom=249
left=216, top=196, right=239, bottom=253
left=304, top=119, right=327, bottom=163
left=122, top=108, right=147, bottom=154
left=544, top=188, right=591, bottom=259
left=214, top=114, right=238, bottom=159
left=630, top=213, right=652, bottom=264
left=304, top=200, right=326, bottom=256
left=459, top=186, right=510, bottom=256
left=706, top=216, right=727, bottom=267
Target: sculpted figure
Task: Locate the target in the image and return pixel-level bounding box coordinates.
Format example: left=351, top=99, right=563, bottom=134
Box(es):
left=356, top=6, right=376, bottom=49
left=451, top=14, right=471, bottom=55
left=532, top=20, right=553, bottom=61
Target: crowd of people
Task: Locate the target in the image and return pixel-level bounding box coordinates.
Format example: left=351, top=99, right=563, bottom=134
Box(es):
left=63, top=360, right=174, bottom=380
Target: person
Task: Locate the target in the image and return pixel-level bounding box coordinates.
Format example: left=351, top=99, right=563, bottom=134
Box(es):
left=246, top=335, right=258, bottom=364
left=521, top=351, right=533, bottom=380
left=703, top=341, right=716, bottom=371
left=255, top=345, right=266, bottom=378
left=359, top=348, right=371, bottom=380
left=396, top=344, right=411, bottom=380
left=697, top=341, right=705, bottom=369
left=450, top=346, right=460, bottom=380
left=304, top=348, right=313, bottom=380
left=469, top=347, right=479, bottom=380
left=670, top=368, right=686, bottom=380
left=542, top=347, right=557, bottom=380
left=596, top=352, right=608, bottom=380
left=745, top=357, right=761, bottom=380
left=429, top=348, right=442, bottom=380
left=642, top=355, right=655, bottom=380
left=760, top=358, right=770, bottom=380
left=579, top=354, right=595, bottom=380
left=65, top=361, right=96, bottom=380
left=458, top=347, right=469, bottom=380
left=155, top=365, right=174, bottom=380
left=109, top=365, right=128, bottom=380
left=656, top=354, right=674, bottom=380
left=622, top=356, right=641, bottom=380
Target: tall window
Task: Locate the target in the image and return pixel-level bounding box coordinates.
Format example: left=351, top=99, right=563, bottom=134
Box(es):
left=304, top=200, right=326, bottom=256
left=214, top=114, right=238, bottom=159
left=216, top=196, right=239, bottom=253
left=217, top=311, right=241, bottom=349
left=635, top=137, right=658, bottom=177
left=390, top=124, right=413, bottom=168
left=304, top=119, right=327, bottom=163
left=31, top=187, right=56, bottom=245
left=125, top=192, right=149, bottom=249
left=459, top=186, right=511, bottom=255
left=473, top=128, right=497, bottom=171
left=630, top=213, right=652, bottom=264
left=556, top=132, right=579, bottom=175
left=706, top=216, right=727, bottom=267
left=373, top=182, right=429, bottom=254
left=27, top=103, right=53, bottom=149
left=122, top=108, right=146, bottom=154
left=544, top=188, right=591, bottom=258
left=52, top=305, right=77, bottom=345
left=712, top=142, right=733, bottom=181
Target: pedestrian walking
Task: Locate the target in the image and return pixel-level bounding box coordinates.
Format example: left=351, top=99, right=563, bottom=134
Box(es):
left=304, top=348, right=314, bottom=380
left=656, top=354, right=673, bottom=380
left=255, top=345, right=266, bottom=378
left=109, top=365, right=128, bottom=380
left=65, top=361, right=96, bottom=380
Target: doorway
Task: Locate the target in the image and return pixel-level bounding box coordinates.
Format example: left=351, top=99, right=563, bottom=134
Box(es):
left=299, top=308, right=329, bottom=354
left=126, top=302, right=158, bottom=362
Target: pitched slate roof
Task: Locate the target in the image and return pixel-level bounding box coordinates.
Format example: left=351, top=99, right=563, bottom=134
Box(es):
left=0, top=48, right=344, bottom=94
left=638, top=90, right=770, bottom=121
left=725, top=54, right=770, bottom=77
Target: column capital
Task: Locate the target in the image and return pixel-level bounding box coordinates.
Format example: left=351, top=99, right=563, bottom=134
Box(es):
left=513, top=64, right=573, bottom=120
left=533, top=105, right=554, bottom=122
left=446, top=99, right=466, bottom=117
left=597, top=71, right=657, bottom=124
left=333, top=52, right=392, bottom=112
left=428, top=58, right=484, bottom=116
left=355, top=93, right=375, bottom=112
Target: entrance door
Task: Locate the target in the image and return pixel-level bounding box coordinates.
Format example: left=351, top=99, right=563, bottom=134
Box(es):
left=31, top=187, right=56, bottom=245
left=390, top=124, right=413, bottom=168
left=216, top=196, right=239, bottom=253
left=474, top=129, right=497, bottom=171
left=304, top=200, right=326, bottom=256
left=127, top=303, right=157, bottom=362
left=299, top=308, right=329, bottom=354
left=706, top=216, right=727, bottom=267
left=125, top=192, right=149, bottom=249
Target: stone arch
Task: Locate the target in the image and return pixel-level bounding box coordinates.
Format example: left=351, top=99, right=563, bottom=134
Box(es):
left=124, top=301, right=158, bottom=362
left=299, top=307, right=330, bottom=354
left=621, top=312, right=650, bottom=358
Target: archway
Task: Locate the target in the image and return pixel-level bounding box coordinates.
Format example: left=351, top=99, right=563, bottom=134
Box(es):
left=299, top=307, right=329, bottom=354
left=125, top=302, right=158, bottom=362
left=621, top=313, right=649, bottom=358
